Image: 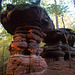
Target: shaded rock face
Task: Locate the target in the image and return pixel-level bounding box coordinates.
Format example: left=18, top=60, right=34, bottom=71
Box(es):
left=1, top=4, right=55, bottom=35
left=44, top=28, right=75, bottom=46
left=61, top=45, right=75, bottom=60
left=41, top=45, right=65, bottom=62
left=44, top=30, right=63, bottom=45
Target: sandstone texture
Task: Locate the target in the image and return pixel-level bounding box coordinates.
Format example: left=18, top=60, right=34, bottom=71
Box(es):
left=6, top=55, right=48, bottom=75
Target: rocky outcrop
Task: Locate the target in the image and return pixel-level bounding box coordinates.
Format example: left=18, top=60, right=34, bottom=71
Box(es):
left=41, top=45, right=65, bottom=62
left=61, top=44, right=75, bottom=60
left=6, top=26, right=48, bottom=75
left=6, top=55, right=48, bottom=75
left=8, top=26, right=46, bottom=55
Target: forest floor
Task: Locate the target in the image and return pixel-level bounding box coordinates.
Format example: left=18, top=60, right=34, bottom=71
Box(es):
left=0, top=59, right=75, bottom=75
left=43, top=60, right=75, bottom=75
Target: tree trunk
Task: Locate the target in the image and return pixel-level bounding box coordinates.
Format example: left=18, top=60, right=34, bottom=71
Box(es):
left=64, top=34, right=72, bottom=68
left=54, top=0, right=59, bottom=29
left=0, top=0, right=2, bottom=21
left=73, top=0, right=75, bottom=7
left=62, top=14, right=72, bottom=68
left=62, top=14, right=65, bottom=29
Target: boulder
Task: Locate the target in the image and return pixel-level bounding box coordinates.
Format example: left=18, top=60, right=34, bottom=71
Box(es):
left=6, top=55, right=48, bottom=75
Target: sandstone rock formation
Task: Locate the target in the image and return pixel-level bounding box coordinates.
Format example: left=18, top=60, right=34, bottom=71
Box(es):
left=6, top=25, right=48, bottom=75
left=6, top=55, right=48, bottom=75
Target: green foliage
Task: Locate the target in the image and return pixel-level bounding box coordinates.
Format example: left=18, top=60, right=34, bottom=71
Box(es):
left=13, top=0, right=29, bottom=4
left=0, top=28, right=12, bottom=74
left=40, top=0, right=68, bottom=16
left=46, top=4, right=68, bottom=15
left=39, top=41, right=46, bottom=47
left=1, top=0, right=29, bottom=12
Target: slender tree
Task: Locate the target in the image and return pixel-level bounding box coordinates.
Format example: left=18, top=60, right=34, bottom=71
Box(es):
left=61, top=14, right=65, bottom=28
left=0, top=0, right=2, bottom=21
left=73, top=0, right=75, bottom=7
left=54, top=0, right=59, bottom=29
left=62, top=14, right=72, bottom=68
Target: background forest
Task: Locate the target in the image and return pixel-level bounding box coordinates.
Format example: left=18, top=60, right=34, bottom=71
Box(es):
left=0, top=0, right=75, bottom=74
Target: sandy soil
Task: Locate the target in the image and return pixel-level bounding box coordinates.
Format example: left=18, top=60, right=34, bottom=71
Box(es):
left=43, top=61, right=75, bottom=75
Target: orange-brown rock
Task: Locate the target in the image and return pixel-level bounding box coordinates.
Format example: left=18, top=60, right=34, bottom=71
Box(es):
left=6, top=55, right=48, bottom=75
left=26, top=33, right=42, bottom=43
left=11, top=42, right=28, bottom=48
left=13, top=33, right=26, bottom=39
left=14, top=37, right=26, bottom=42
left=31, top=29, right=46, bottom=38
left=36, top=47, right=43, bottom=55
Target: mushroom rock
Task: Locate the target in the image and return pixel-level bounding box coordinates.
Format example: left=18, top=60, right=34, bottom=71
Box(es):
left=42, top=30, right=65, bottom=62
left=1, top=3, right=55, bottom=74
left=44, top=28, right=75, bottom=61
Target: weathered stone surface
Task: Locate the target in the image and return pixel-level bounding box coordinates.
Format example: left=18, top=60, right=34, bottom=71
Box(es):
left=58, top=57, right=64, bottom=61
left=9, top=47, right=24, bottom=55
left=36, top=47, right=43, bottom=55
left=30, top=29, right=46, bottom=38
left=14, top=37, right=26, bottom=42
left=8, top=41, right=28, bottom=55
left=41, top=45, right=65, bottom=59
left=13, top=33, right=26, bottom=39
left=28, top=39, right=37, bottom=43
left=61, top=44, right=75, bottom=60
left=26, top=33, right=42, bottom=43
left=11, top=42, right=28, bottom=48
left=8, top=28, right=45, bottom=55
left=48, top=51, right=65, bottom=57
left=44, top=46, right=62, bottom=51
left=6, top=55, right=48, bottom=75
